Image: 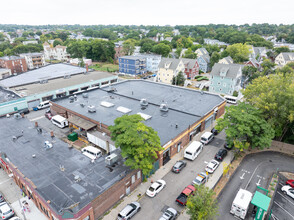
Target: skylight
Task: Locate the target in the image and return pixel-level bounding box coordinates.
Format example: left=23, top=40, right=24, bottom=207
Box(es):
left=117, top=106, right=132, bottom=114
left=137, top=112, right=152, bottom=120
left=100, top=101, right=114, bottom=108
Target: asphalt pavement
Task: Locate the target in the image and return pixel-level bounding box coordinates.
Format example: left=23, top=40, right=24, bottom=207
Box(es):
left=217, top=152, right=294, bottom=220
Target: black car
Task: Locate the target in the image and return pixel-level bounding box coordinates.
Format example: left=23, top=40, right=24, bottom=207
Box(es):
left=214, top=149, right=228, bottom=161
left=211, top=128, right=218, bottom=135
left=172, top=160, right=186, bottom=173
left=18, top=108, right=30, bottom=115
left=224, top=142, right=233, bottom=150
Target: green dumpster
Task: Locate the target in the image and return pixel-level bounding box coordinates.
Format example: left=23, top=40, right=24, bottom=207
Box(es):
left=67, top=132, right=78, bottom=141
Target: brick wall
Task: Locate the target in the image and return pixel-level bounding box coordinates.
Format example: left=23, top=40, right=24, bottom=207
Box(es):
left=0, top=58, right=27, bottom=74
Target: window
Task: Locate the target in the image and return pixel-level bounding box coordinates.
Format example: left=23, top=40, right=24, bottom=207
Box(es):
left=218, top=82, right=221, bottom=85
left=137, top=171, right=141, bottom=180
left=131, top=175, right=135, bottom=184
left=219, top=88, right=222, bottom=91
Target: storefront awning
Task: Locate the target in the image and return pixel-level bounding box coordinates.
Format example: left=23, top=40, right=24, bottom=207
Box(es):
left=68, top=115, right=96, bottom=131
left=251, top=191, right=271, bottom=211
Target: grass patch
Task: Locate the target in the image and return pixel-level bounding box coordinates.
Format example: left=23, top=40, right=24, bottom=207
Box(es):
left=196, top=76, right=209, bottom=81
left=90, top=63, right=119, bottom=72
left=271, top=187, right=275, bottom=190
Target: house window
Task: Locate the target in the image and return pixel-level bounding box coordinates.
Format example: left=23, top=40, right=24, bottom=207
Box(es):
left=137, top=171, right=141, bottom=180
left=131, top=175, right=135, bottom=184
left=218, top=82, right=221, bottom=85
left=219, top=88, right=222, bottom=91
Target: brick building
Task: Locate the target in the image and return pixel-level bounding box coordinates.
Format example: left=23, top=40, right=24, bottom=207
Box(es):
left=0, top=56, right=27, bottom=74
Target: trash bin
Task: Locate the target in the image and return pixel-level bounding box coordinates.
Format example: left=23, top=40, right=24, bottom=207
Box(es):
left=67, top=132, right=78, bottom=141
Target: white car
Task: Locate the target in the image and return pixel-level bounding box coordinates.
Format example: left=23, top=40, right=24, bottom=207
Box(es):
left=146, top=180, right=166, bottom=197
left=205, top=159, right=220, bottom=174
left=281, top=185, right=294, bottom=199
left=159, top=207, right=177, bottom=220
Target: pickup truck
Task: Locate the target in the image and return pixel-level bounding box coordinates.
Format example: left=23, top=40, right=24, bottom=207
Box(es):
left=175, top=185, right=195, bottom=206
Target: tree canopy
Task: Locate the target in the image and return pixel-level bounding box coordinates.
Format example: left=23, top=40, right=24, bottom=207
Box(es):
left=172, top=72, right=186, bottom=86
left=108, top=114, right=163, bottom=176
left=225, top=43, right=250, bottom=63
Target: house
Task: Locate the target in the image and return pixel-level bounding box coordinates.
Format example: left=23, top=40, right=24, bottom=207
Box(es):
left=209, top=63, right=243, bottom=96
left=181, top=58, right=199, bottom=79
left=249, top=46, right=268, bottom=60
left=197, top=55, right=210, bottom=73
left=119, top=56, right=146, bottom=75
left=23, top=40, right=38, bottom=45
left=19, top=52, right=46, bottom=70
left=195, top=48, right=209, bottom=57
left=164, top=37, right=173, bottom=42
left=157, top=58, right=185, bottom=84
left=0, top=56, right=27, bottom=74
left=136, top=54, right=162, bottom=74
left=218, top=56, right=233, bottom=65
left=204, top=38, right=229, bottom=46
left=69, top=58, right=92, bottom=66
left=43, top=42, right=70, bottom=61
left=0, top=68, right=11, bottom=79
left=275, top=52, right=294, bottom=67
left=245, top=58, right=261, bottom=69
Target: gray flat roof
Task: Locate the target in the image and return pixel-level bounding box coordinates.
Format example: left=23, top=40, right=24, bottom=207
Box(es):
left=0, top=64, right=87, bottom=88
left=0, top=87, right=20, bottom=104
left=0, top=117, right=129, bottom=214
left=53, top=80, right=224, bottom=145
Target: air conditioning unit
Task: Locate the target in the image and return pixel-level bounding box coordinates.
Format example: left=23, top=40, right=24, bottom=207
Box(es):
left=160, top=103, right=168, bottom=112
left=88, top=105, right=96, bottom=113
left=105, top=153, right=118, bottom=166
left=82, top=93, right=88, bottom=98
left=140, top=98, right=148, bottom=106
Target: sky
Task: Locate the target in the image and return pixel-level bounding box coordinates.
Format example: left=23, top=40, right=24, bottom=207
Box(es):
left=1, top=0, right=293, bottom=26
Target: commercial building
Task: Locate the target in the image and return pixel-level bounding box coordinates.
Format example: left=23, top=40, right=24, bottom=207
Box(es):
left=0, top=56, right=28, bottom=74
left=0, top=116, right=141, bottom=220
left=118, top=56, right=146, bottom=75
left=50, top=80, right=225, bottom=167
left=19, top=52, right=46, bottom=70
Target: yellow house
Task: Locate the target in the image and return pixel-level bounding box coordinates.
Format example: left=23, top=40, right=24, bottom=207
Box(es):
left=157, top=58, right=185, bottom=84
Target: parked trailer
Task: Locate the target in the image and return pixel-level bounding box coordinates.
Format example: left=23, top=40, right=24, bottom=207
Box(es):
left=230, top=189, right=253, bottom=219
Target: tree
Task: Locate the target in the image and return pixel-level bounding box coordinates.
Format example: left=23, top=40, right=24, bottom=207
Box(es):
left=260, top=59, right=276, bottom=75
left=242, top=66, right=259, bottom=85
left=210, top=52, right=220, bottom=68
left=152, top=43, right=171, bottom=57
left=108, top=115, right=163, bottom=175
left=53, top=40, right=62, bottom=47
left=186, top=185, right=218, bottom=220
left=36, top=31, right=42, bottom=36
left=243, top=73, right=294, bottom=140
left=274, top=46, right=290, bottom=54
left=123, top=39, right=136, bottom=55
left=216, top=103, right=274, bottom=151
left=225, top=43, right=250, bottom=63
left=183, top=48, right=197, bottom=59
left=172, top=72, right=185, bottom=86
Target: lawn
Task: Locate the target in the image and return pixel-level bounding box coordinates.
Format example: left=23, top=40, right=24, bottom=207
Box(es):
left=90, top=62, right=119, bottom=72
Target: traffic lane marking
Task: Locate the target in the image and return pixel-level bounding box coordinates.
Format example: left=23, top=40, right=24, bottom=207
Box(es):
left=30, top=115, right=45, bottom=121
left=273, top=201, right=294, bottom=219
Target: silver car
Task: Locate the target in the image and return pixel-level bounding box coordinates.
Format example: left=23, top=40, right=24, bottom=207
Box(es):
left=159, top=207, right=177, bottom=220
left=0, top=202, right=14, bottom=219
left=117, top=202, right=141, bottom=220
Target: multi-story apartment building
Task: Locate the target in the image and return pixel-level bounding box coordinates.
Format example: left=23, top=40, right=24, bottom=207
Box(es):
left=118, top=56, right=146, bottom=75
left=0, top=56, right=27, bottom=74
left=43, top=42, right=70, bottom=61
left=136, top=54, right=162, bottom=74
left=114, top=41, right=125, bottom=61
left=19, top=53, right=45, bottom=70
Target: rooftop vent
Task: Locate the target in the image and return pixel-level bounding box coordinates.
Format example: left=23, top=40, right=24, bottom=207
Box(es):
left=64, top=74, right=71, bottom=79
left=44, top=141, right=53, bottom=150
left=80, top=103, right=85, bottom=108
left=82, top=93, right=88, bottom=98
left=100, top=101, right=114, bottom=108
left=140, top=99, right=148, bottom=106
left=107, top=87, right=117, bottom=93
left=74, top=95, right=77, bottom=101
left=69, top=96, right=74, bottom=103
left=39, top=79, right=48, bottom=84
left=13, top=113, right=22, bottom=119
left=160, top=104, right=169, bottom=112
left=88, top=105, right=96, bottom=113
left=137, top=112, right=152, bottom=120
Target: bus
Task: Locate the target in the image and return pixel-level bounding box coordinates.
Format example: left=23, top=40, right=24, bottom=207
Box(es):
left=224, top=95, right=238, bottom=104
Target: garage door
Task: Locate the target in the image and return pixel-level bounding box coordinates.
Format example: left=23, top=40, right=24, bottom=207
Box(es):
left=205, top=115, right=213, bottom=129
left=27, top=99, right=40, bottom=109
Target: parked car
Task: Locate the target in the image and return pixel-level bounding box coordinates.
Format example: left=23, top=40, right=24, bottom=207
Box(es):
left=10, top=217, right=21, bottom=220
left=214, top=149, right=228, bottom=161
left=286, top=179, right=294, bottom=188
left=45, top=111, right=53, bottom=120
left=0, top=202, right=14, bottom=219
left=146, top=180, right=166, bottom=197
left=200, top=132, right=214, bottom=145
left=117, top=202, right=141, bottom=220
left=18, top=108, right=30, bottom=115
left=211, top=128, right=218, bottom=135
left=0, top=194, right=4, bottom=203
left=176, top=185, right=195, bottom=206
left=192, top=172, right=209, bottom=186
left=205, top=159, right=220, bottom=174
left=159, top=207, right=177, bottom=220
left=281, top=185, right=294, bottom=199
left=172, top=160, right=186, bottom=173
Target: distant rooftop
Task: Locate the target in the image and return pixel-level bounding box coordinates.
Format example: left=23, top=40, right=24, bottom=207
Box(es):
left=19, top=52, right=43, bottom=56
left=0, top=87, right=20, bottom=104
left=0, top=56, right=24, bottom=61
left=53, top=80, right=224, bottom=145
left=0, top=64, right=87, bottom=88
left=0, top=117, right=129, bottom=214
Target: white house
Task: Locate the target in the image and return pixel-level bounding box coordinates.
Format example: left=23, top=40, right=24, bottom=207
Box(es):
left=43, top=42, right=70, bottom=61
left=275, top=52, right=294, bottom=67
left=19, top=53, right=45, bottom=70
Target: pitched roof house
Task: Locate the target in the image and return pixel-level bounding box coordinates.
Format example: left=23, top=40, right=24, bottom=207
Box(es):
left=218, top=56, right=234, bottom=65
left=157, top=58, right=185, bottom=84
left=181, top=58, right=199, bottom=79
left=275, top=52, right=294, bottom=67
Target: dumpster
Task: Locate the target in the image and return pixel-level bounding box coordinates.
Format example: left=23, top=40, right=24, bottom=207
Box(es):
left=68, top=132, right=78, bottom=141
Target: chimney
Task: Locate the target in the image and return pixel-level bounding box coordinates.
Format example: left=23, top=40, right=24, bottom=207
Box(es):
left=50, top=131, right=54, bottom=138
left=35, top=122, right=38, bottom=127
left=106, top=141, right=110, bottom=154
left=86, top=63, right=88, bottom=72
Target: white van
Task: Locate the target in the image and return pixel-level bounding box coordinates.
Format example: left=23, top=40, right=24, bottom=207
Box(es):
left=37, top=101, right=51, bottom=109
left=184, top=141, right=203, bottom=161
left=51, top=115, right=68, bottom=128
left=230, top=189, right=253, bottom=219
left=224, top=95, right=238, bottom=104
left=200, top=132, right=214, bottom=145
left=81, top=146, right=102, bottom=160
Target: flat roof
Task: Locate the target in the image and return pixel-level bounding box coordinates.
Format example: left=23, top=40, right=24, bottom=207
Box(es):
left=0, top=117, right=129, bottom=214
left=9, top=71, right=116, bottom=96
left=0, top=64, right=87, bottom=88
left=0, top=87, right=20, bottom=104
left=53, top=80, right=224, bottom=145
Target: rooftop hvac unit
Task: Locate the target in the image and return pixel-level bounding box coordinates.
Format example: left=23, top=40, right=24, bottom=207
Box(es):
left=69, top=96, right=74, bottom=103
left=105, top=153, right=118, bottom=166
left=88, top=105, right=96, bottom=113
left=160, top=103, right=169, bottom=112
left=140, top=98, right=148, bottom=106
left=80, top=103, right=85, bottom=108
left=82, top=93, right=88, bottom=98
left=74, top=95, right=77, bottom=101
left=14, top=113, right=22, bottom=119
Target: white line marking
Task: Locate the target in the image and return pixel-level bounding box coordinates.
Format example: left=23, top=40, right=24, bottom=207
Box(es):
left=30, top=116, right=45, bottom=121
left=245, top=161, right=266, bottom=190
left=0, top=179, right=11, bottom=185
left=256, top=179, right=261, bottom=186
left=274, top=201, right=294, bottom=219
left=271, top=213, right=280, bottom=220
left=277, top=191, right=294, bottom=206
left=240, top=173, right=245, bottom=180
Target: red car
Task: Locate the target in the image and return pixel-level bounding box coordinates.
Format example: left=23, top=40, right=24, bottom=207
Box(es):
left=286, top=179, right=294, bottom=187
left=176, top=185, right=195, bottom=206
left=45, top=112, right=53, bottom=120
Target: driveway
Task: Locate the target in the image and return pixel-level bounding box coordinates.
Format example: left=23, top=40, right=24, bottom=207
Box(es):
left=217, top=152, right=294, bottom=220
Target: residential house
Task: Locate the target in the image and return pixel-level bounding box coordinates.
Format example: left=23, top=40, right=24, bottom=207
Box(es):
left=204, top=38, right=229, bottom=46
left=209, top=63, right=243, bottom=95
left=173, top=29, right=180, bottom=36
left=137, top=54, right=162, bottom=74
left=43, top=42, right=70, bottom=61
left=181, top=58, right=199, bottom=79
left=275, top=52, right=294, bottom=67
left=196, top=48, right=209, bottom=57
left=69, top=58, right=92, bottom=66
left=19, top=53, right=45, bottom=70
left=0, top=56, right=27, bottom=74
left=119, top=56, right=146, bottom=75
left=164, top=37, right=173, bottom=42
left=218, top=56, right=233, bottom=65
left=23, top=40, right=38, bottom=45
left=245, top=58, right=261, bottom=69
left=249, top=46, right=268, bottom=60
left=157, top=58, right=185, bottom=84
left=196, top=48, right=211, bottom=72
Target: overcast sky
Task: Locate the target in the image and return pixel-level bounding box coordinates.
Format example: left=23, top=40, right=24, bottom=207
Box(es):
left=1, top=0, right=293, bottom=26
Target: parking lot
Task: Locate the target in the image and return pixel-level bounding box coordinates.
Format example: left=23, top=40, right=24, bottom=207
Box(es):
left=270, top=174, right=294, bottom=220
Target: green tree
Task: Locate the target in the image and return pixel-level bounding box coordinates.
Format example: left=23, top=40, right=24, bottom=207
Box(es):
left=183, top=48, right=197, bottom=59
left=243, top=73, right=294, bottom=140
left=225, top=43, right=250, bottom=63
left=274, top=47, right=290, bottom=54
left=210, top=52, right=220, bottom=68
left=242, top=66, right=260, bottom=84
left=108, top=115, right=163, bottom=175
left=123, top=39, right=136, bottom=55
left=172, top=71, right=185, bottom=86
left=260, top=59, right=276, bottom=75
left=186, top=185, right=218, bottom=220
left=152, top=43, right=171, bottom=57
left=53, top=40, right=62, bottom=47
left=0, top=51, right=3, bottom=57
left=36, top=31, right=42, bottom=36
left=216, top=103, right=274, bottom=151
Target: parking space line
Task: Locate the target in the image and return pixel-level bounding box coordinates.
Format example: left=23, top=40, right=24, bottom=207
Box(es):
left=30, top=116, right=45, bottom=121
left=277, top=191, right=294, bottom=206
left=274, top=201, right=294, bottom=219
left=271, top=213, right=280, bottom=220
left=0, top=178, right=11, bottom=185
